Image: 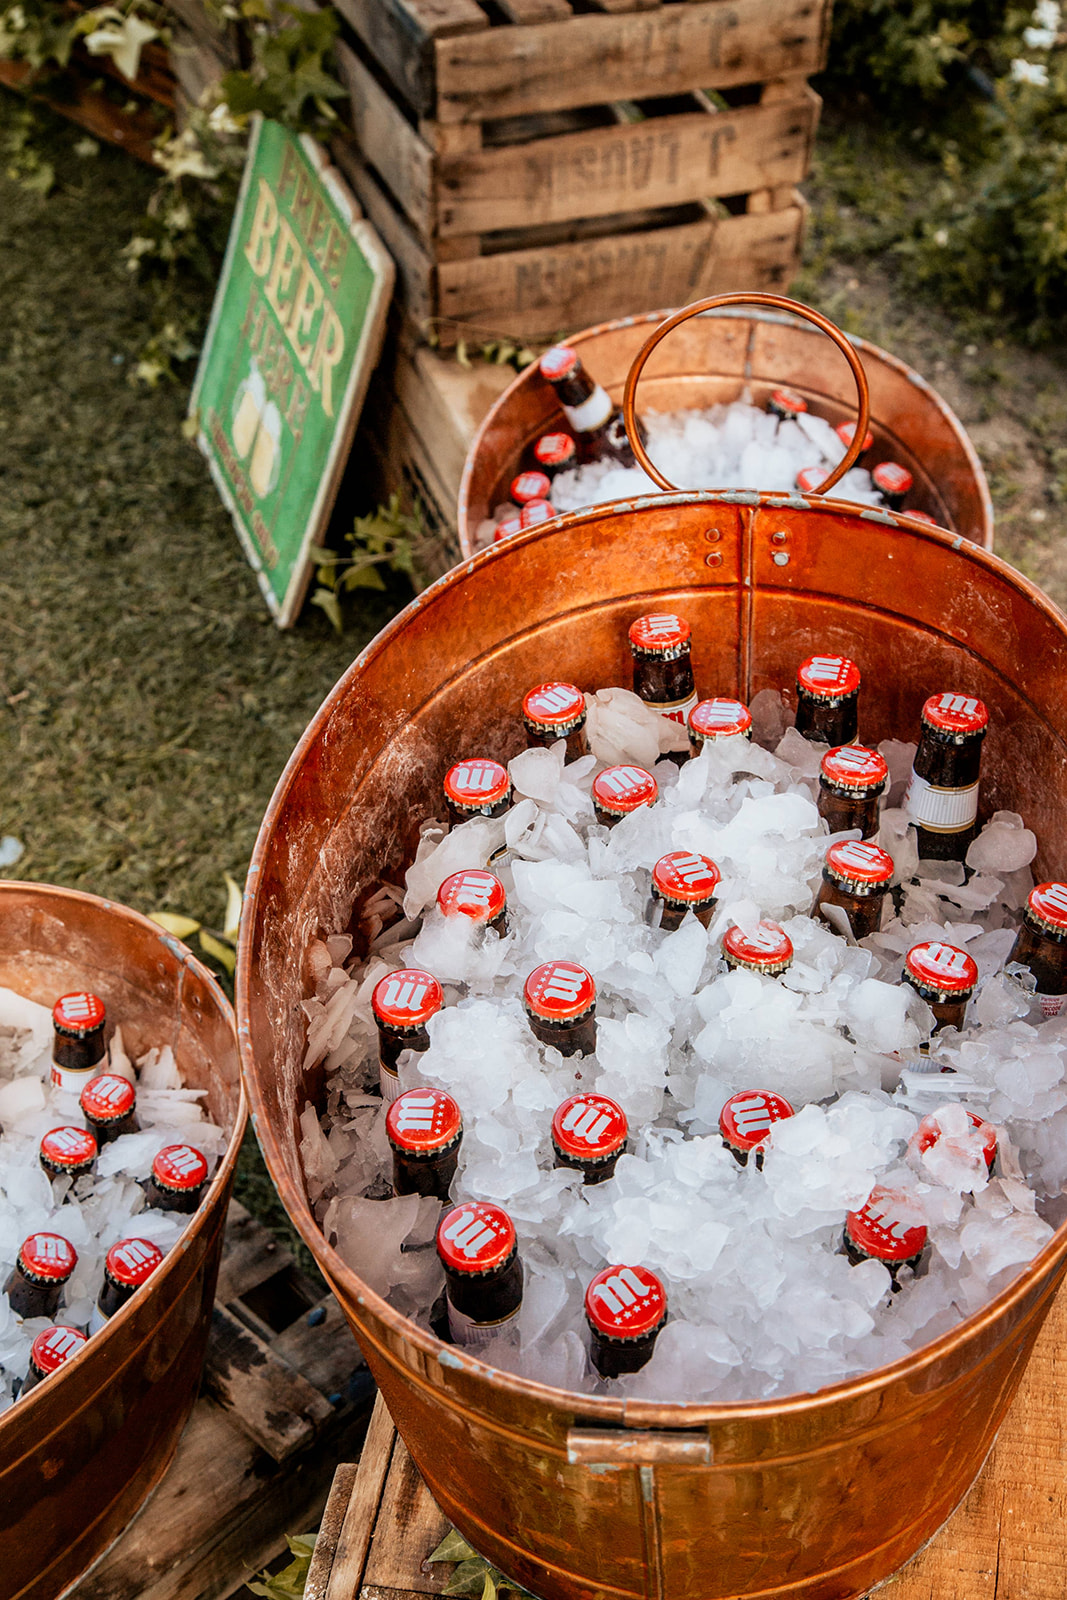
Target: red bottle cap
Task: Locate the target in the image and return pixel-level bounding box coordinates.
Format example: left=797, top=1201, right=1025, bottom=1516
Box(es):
left=719, top=1090, right=795, bottom=1155
left=372, top=969, right=443, bottom=1030
left=540, top=345, right=579, bottom=382
left=552, top=1093, right=628, bottom=1162
left=628, top=613, right=691, bottom=655
left=386, top=1089, right=463, bottom=1154
left=494, top=517, right=524, bottom=542
left=795, top=466, right=825, bottom=494
left=797, top=655, right=861, bottom=700
left=524, top=960, right=596, bottom=1022
left=443, top=758, right=511, bottom=811
left=534, top=432, right=576, bottom=468
left=835, top=420, right=874, bottom=452
left=824, top=839, right=894, bottom=888
left=19, top=1232, right=77, bottom=1282
left=521, top=500, right=555, bottom=527
left=873, top=461, right=914, bottom=496
left=437, top=1202, right=516, bottom=1275
left=523, top=682, right=586, bottom=730
left=40, top=1126, right=97, bottom=1171
left=1027, top=882, right=1067, bottom=934
left=436, top=870, right=507, bottom=925
left=105, top=1236, right=165, bottom=1288
left=52, top=992, right=106, bottom=1036
left=906, top=510, right=939, bottom=526
left=769, top=387, right=808, bottom=416
left=916, top=1110, right=997, bottom=1169
left=584, top=1264, right=667, bottom=1341
left=820, top=744, right=889, bottom=792
left=592, top=765, right=658, bottom=816
left=152, top=1144, right=209, bottom=1194
left=689, top=698, right=752, bottom=741
left=846, top=1187, right=927, bottom=1263
left=80, top=1073, right=136, bottom=1123
left=511, top=471, right=551, bottom=505
left=722, top=921, right=794, bottom=972
left=652, top=851, right=721, bottom=906
left=29, top=1325, right=86, bottom=1377
left=904, top=941, right=979, bottom=997
left=920, top=692, right=989, bottom=737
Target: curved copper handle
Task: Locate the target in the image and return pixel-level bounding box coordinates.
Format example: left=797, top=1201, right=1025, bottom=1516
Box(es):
left=621, top=292, right=872, bottom=497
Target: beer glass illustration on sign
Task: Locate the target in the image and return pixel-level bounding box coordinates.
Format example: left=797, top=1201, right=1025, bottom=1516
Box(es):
left=231, top=363, right=283, bottom=498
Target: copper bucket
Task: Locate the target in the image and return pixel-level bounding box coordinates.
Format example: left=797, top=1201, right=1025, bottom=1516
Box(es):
left=0, top=883, right=245, bottom=1600
left=457, top=301, right=994, bottom=558
left=238, top=303, right=1062, bottom=1600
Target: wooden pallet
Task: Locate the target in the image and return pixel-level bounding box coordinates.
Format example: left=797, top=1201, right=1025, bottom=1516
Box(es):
left=0, top=55, right=171, bottom=165
left=72, top=1201, right=374, bottom=1600
left=307, top=1273, right=1067, bottom=1600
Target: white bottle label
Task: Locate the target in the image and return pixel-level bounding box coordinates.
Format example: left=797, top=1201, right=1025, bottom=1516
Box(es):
left=1038, top=993, right=1067, bottom=1019
left=446, top=1295, right=520, bottom=1349
left=50, top=1055, right=107, bottom=1094
left=89, top=1303, right=109, bottom=1336
left=643, top=690, right=699, bottom=726
left=561, top=384, right=613, bottom=434
left=903, top=770, right=979, bottom=832
left=379, top=1060, right=402, bottom=1103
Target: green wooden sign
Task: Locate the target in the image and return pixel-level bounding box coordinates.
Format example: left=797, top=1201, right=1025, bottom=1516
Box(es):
left=190, top=117, right=394, bottom=627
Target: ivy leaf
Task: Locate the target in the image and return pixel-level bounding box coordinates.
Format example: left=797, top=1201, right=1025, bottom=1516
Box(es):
left=223, top=873, right=243, bottom=943
left=199, top=929, right=236, bottom=974
left=342, top=563, right=387, bottom=591
left=83, top=14, right=159, bottom=82
left=482, top=1573, right=498, bottom=1600
left=310, top=587, right=344, bottom=633
left=149, top=912, right=201, bottom=939
left=429, top=1531, right=477, bottom=1564
left=456, top=338, right=471, bottom=369
left=443, top=1560, right=489, bottom=1594
left=307, top=544, right=340, bottom=565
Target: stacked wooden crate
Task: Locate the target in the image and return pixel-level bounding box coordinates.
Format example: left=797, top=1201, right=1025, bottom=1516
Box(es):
left=327, top=0, right=829, bottom=342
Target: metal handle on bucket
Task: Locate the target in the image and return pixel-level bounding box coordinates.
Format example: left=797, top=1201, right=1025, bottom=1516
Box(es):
left=621, top=293, right=872, bottom=497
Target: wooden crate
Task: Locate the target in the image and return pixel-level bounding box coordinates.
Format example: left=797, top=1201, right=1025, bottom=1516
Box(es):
left=72, top=1201, right=374, bottom=1600
left=307, top=1273, right=1067, bottom=1600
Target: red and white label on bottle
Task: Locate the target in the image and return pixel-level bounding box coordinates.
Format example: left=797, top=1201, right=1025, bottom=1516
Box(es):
left=561, top=384, right=613, bottom=434
left=446, top=1297, right=520, bottom=1348
left=1039, top=993, right=1067, bottom=1018
left=379, top=1060, right=403, bottom=1103
left=643, top=690, right=700, bottom=726
left=51, top=1054, right=108, bottom=1093
left=903, top=771, right=979, bottom=832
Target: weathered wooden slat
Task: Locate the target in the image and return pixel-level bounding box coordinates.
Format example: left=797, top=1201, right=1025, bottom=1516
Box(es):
left=305, top=1464, right=360, bottom=1600
left=331, top=137, right=437, bottom=327
left=433, top=0, right=831, bottom=124
left=272, top=1294, right=367, bottom=1395
left=0, top=58, right=164, bottom=164
left=497, top=0, right=573, bottom=22
left=212, top=1199, right=297, bottom=1307
left=332, top=0, right=487, bottom=118
left=336, top=41, right=437, bottom=239
left=436, top=87, right=819, bottom=236
left=203, top=1304, right=335, bottom=1461
left=363, top=1438, right=452, bottom=1591
left=324, top=1395, right=400, bottom=1600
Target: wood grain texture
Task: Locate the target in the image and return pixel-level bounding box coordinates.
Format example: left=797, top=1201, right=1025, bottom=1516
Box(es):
left=436, top=87, right=820, bottom=236
left=203, top=1304, right=335, bottom=1461
left=325, top=1396, right=400, bottom=1600
left=336, top=41, right=437, bottom=237
left=330, top=137, right=437, bottom=325
left=433, top=0, right=832, bottom=123
left=332, top=0, right=486, bottom=116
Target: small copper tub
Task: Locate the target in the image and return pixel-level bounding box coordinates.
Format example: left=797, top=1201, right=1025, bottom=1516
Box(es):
left=457, top=306, right=994, bottom=558
left=0, top=883, right=245, bottom=1600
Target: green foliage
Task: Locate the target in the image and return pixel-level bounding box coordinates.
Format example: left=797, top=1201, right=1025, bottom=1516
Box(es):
left=309, top=494, right=424, bottom=633
left=220, top=4, right=344, bottom=129
left=424, top=321, right=539, bottom=371
left=428, top=1528, right=537, bottom=1600
left=247, top=1533, right=318, bottom=1600
left=823, top=0, right=1012, bottom=111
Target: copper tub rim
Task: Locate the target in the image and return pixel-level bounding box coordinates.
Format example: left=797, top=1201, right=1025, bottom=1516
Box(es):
left=1, top=879, right=248, bottom=1421
left=456, top=305, right=995, bottom=559
left=238, top=493, right=1064, bottom=1426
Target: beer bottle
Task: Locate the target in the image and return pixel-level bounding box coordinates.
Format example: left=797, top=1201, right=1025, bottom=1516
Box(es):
left=903, top=692, right=988, bottom=862
left=795, top=655, right=861, bottom=746
left=902, top=941, right=978, bottom=1036
left=552, top=1092, right=627, bottom=1183
left=520, top=500, right=555, bottom=528
left=146, top=1144, right=209, bottom=1214
left=511, top=471, right=551, bottom=506
left=592, top=765, right=658, bottom=828
left=5, top=1233, right=77, bottom=1319
left=648, top=851, right=720, bottom=931
left=538, top=345, right=641, bottom=467
left=386, top=1089, right=462, bottom=1202
left=90, top=1237, right=164, bottom=1334
left=584, top=1264, right=666, bottom=1378
left=718, top=1090, right=795, bottom=1169
left=371, top=968, right=444, bottom=1104
left=493, top=516, right=523, bottom=543
left=767, top=388, right=808, bottom=422
left=836, top=421, right=873, bottom=457
left=843, top=1187, right=927, bottom=1289
left=443, top=759, right=513, bottom=826
left=817, top=745, right=889, bottom=840
left=688, top=698, right=752, bottom=755
left=533, top=432, right=577, bottom=478
left=21, top=1326, right=86, bottom=1395
left=522, top=681, right=588, bottom=761
left=907, top=510, right=940, bottom=527
left=1009, top=882, right=1067, bottom=1017
left=436, top=1202, right=523, bottom=1348
left=814, top=839, right=894, bottom=940
left=39, top=1126, right=97, bottom=1186
left=873, top=462, right=913, bottom=510
left=51, top=992, right=107, bottom=1093
left=796, top=466, right=825, bottom=495
left=915, top=1109, right=997, bottom=1174
left=628, top=613, right=698, bottom=731
left=436, top=870, right=508, bottom=935
left=721, top=921, right=794, bottom=977
left=523, top=960, right=597, bottom=1057
left=80, top=1073, right=138, bottom=1145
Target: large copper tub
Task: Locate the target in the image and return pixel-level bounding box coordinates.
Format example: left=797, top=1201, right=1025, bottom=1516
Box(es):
left=0, top=883, right=245, bottom=1600
left=457, top=307, right=994, bottom=557
left=238, top=496, right=1065, bottom=1600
